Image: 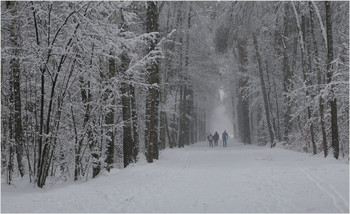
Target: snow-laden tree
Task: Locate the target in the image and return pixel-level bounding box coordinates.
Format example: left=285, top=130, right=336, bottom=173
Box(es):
left=214, top=1, right=349, bottom=157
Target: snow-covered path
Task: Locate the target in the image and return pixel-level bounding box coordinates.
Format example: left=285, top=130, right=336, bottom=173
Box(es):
left=2, top=140, right=349, bottom=213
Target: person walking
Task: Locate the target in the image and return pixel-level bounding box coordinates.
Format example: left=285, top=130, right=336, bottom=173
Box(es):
left=222, top=130, right=228, bottom=147
left=213, top=131, right=219, bottom=146
left=207, top=133, right=214, bottom=147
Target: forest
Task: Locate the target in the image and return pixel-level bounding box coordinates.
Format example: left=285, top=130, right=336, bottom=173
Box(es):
left=1, top=1, right=349, bottom=189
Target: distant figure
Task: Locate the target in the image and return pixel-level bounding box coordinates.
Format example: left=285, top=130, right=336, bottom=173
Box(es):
left=213, top=131, right=219, bottom=146
left=222, top=130, right=228, bottom=147
left=207, top=133, right=214, bottom=147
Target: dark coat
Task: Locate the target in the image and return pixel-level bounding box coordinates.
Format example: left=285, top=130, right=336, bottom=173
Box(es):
left=213, top=132, right=219, bottom=141
left=222, top=131, right=228, bottom=140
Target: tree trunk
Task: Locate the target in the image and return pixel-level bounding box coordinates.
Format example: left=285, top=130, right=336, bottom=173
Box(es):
left=120, top=50, right=133, bottom=168
left=184, top=3, right=193, bottom=146
left=71, top=106, right=80, bottom=181
left=292, top=3, right=317, bottom=154
left=272, top=77, right=281, bottom=141
left=104, top=54, right=116, bottom=168
left=282, top=2, right=293, bottom=142
left=7, top=1, right=25, bottom=178
left=253, top=33, right=275, bottom=147
left=118, top=7, right=134, bottom=167
left=8, top=145, right=14, bottom=185
left=203, top=111, right=206, bottom=142
left=159, top=104, right=167, bottom=150
left=236, top=39, right=251, bottom=144
left=303, top=15, right=317, bottom=155
left=130, top=84, right=139, bottom=162
left=36, top=67, right=45, bottom=188
left=36, top=5, right=80, bottom=187
left=188, top=90, right=194, bottom=144
left=81, top=44, right=100, bottom=177
left=145, top=1, right=160, bottom=162
left=176, top=3, right=186, bottom=148
left=179, top=85, right=186, bottom=147
left=171, top=88, right=178, bottom=148
left=325, top=1, right=339, bottom=159
left=7, top=104, right=14, bottom=184
left=2, top=117, right=8, bottom=176
left=193, top=104, right=198, bottom=143
left=309, top=2, right=327, bottom=157
left=265, top=60, right=278, bottom=141
left=164, top=113, right=173, bottom=148
left=159, top=5, right=171, bottom=150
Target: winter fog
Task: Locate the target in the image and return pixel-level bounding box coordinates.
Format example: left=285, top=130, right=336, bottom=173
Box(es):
left=209, top=88, right=234, bottom=138
left=1, top=1, right=349, bottom=213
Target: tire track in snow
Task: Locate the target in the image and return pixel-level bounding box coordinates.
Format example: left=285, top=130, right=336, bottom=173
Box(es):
left=303, top=166, right=349, bottom=211
left=297, top=165, right=348, bottom=212
left=299, top=165, right=348, bottom=210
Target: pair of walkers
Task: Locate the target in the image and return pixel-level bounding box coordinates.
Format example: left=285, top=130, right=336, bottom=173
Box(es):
left=207, top=132, right=219, bottom=147
left=207, top=130, right=228, bottom=147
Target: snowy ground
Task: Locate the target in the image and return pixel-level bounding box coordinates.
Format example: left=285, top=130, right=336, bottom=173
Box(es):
left=2, top=139, right=349, bottom=213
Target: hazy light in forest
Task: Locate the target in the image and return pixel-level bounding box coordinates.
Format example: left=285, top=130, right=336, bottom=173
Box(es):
left=219, top=87, right=225, bottom=102
left=210, top=88, right=233, bottom=138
